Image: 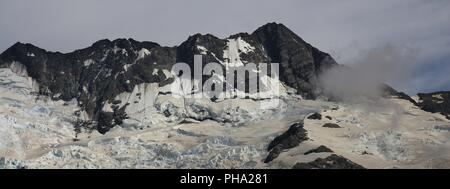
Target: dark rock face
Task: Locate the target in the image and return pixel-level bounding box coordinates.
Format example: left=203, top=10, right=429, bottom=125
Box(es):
left=97, top=103, right=130, bottom=134
left=307, top=112, right=322, bottom=120
left=304, top=145, right=333, bottom=155
left=177, top=33, right=226, bottom=66
left=0, top=23, right=338, bottom=133
left=252, top=23, right=338, bottom=99
left=292, top=154, right=365, bottom=169
left=417, top=91, right=450, bottom=119
left=322, top=123, right=341, bottom=128
left=264, top=122, right=309, bottom=163
left=0, top=157, right=5, bottom=169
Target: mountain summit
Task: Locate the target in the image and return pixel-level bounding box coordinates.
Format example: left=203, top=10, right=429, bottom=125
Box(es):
left=0, top=23, right=338, bottom=133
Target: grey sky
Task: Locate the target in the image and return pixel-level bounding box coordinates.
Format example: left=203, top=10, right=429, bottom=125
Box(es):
left=1, top=0, right=449, bottom=94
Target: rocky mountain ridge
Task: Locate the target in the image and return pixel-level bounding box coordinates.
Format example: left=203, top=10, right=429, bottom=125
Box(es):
left=0, top=23, right=338, bottom=133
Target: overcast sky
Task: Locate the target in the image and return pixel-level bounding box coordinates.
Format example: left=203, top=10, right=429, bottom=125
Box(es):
left=0, top=0, right=449, bottom=94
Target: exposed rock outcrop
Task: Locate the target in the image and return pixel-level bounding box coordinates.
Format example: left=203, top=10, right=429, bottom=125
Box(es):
left=304, top=145, right=333, bottom=155
left=292, top=154, right=365, bottom=169
left=307, top=112, right=322, bottom=120
left=322, top=123, right=342, bottom=128
left=417, top=91, right=450, bottom=119
left=264, top=122, right=308, bottom=163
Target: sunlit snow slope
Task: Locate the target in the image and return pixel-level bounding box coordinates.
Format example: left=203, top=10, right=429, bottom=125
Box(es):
left=1, top=66, right=450, bottom=169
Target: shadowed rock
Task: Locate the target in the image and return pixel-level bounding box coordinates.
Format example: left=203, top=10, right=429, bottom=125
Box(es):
left=304, top=145, right=333, bottom=155
left=307, top=112, right=322, bottom=120
left=264, top=122, right=308, bottom=163
left=292, top=154, right=365, bottom=169
left=417, top=91, right=450, bottom=119
left=322, top=123, right=341, bottom=128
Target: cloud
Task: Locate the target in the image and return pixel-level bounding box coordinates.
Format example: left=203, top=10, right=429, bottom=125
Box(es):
left=319, top=44, right=419, bottom=101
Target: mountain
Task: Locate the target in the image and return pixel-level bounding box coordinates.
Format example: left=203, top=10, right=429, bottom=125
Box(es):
left=1, top=23, right=449, bottom=169
left=0, top=22, right=338, bottom=134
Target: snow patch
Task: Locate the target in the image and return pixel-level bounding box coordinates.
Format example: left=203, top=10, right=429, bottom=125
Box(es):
left=196, top=46, right=208, bottom=55
left=162, top=69, right=172, bottom=78
left=83, top=59, right=95, bottom=67
left=137, top=48, right=151, bottom=60
left=113, top=46, right=127, bottom=55
left=122, top=64, right=132, bottom=72
left=432, top=94, right=444, bottom=100
left=152, top=68, right=159, bottom=76
left=223, top=37, right=255, bottom=67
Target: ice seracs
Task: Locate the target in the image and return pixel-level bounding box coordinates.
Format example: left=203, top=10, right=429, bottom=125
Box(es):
left=0, top=67, right=77, bottom=166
